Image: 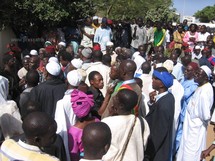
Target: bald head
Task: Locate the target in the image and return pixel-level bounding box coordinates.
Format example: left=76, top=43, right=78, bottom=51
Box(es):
left=142, top=61, right=151, bottom=74
left=93, top=50, right=103, bottom=62
left=26, top=70, right=39, bottom=87
left=82, top=122, right=111, bottom=159
left=119, top=60, right=136, bottom=80
left=117, top=89, right=138, bottom=112
left=22, top=112, right=57, bottom=147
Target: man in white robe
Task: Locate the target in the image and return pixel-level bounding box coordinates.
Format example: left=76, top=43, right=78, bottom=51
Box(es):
left=176, top=65, right=214, bottom=161
left=55, top=70, right=82, bottom=161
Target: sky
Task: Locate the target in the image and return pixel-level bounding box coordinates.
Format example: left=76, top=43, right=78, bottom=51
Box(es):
left=173, top=0, right=215, bottom=17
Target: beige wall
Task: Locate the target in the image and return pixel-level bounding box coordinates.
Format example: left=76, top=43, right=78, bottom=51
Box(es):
left=0, top=27, right=16, bottom=67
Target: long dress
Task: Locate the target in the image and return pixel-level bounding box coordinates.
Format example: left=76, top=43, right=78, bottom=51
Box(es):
left=176, top=82, right=214, bottom=161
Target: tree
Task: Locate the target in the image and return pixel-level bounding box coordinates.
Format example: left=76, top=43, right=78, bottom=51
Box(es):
left=94, top=0, right=176, bottom=21
left=0, top=0, right=96, bottom=33
left=194, top=5, right=215, bottom=23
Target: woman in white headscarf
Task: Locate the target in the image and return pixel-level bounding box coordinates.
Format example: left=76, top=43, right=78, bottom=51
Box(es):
left=0, top=76, right=23, bottom=140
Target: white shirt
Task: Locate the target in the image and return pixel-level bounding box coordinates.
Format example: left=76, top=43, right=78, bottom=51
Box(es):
left=102, top=115, right=150, bottom=161
left=81, top=26, right=95, bottom=48
left=198, top=32, right=210, bottom=42
left=172, top=62, right=184, bottom=82
left=55, top=89, right=76, bottom=161
left=131, top=25, right=147, bottom=49
left=177, top=82, right=214, bottom=161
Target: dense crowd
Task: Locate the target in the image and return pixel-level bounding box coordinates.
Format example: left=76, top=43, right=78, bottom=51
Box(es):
left=0, top=16, right=215, bottom=161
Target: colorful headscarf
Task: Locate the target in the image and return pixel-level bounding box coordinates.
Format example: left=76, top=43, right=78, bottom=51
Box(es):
left=71, top=89, right=94, bottom=118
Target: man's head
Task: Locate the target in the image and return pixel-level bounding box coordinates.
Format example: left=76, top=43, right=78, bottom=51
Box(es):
left=109, top=63, right=120, bottom=80
left=156, top=21, right=162, bottom=30
left=138, top=45, right=146, bottom=57
left=177, top=24, right=184, bottom=33
left=39, top=48, right=46, bottom=60
left=81, top=47, right=92, bottom=60
left=181, top=55, right=191, bottom=67
left=170, top=52, right=178, bottom=65
left=183, top=19, right=188, bottom=25
left=202, top=48, right=212, bottom=58
left=3, top=54, right=15, bottom=68
left=152, top=67, right=173, bottom=91
left=200, top=25, right=207, bottom=34
left=207, top=40, right=214, bottom=49
left=193, top=45, right=201, bottom=55
left=92, top=16, right=99, bottom=25
left=85, top=17, right=92, bottom=26
left=22, top=57, right=30, bottom=71
left=156, top=45, right=165, bottom=55
left=110, top=89, right=138, bottom=115
left=142, top=61, right=151, bottom=74
left=66, top=70, right=82, bottom=88
left=57, top=42, right=66, bottom=52
left=136, top=17, right=143, bottom=27
left=184, top=62, right=199, bottom=80
left=194, top=65, right=211, bottom=86
left=102, top=54, right=111, bottom=67
left=44, top=62, right=61, bottom=79
left=22, top=112, right=57, bottom=148
left=106, top=42, right=114, bottom=54
left=26, top=70, right=39, bottom=87
left=101, top=17, right=108, bottom=28
left=29, top=56, right=40, bottom=70
left=58, top=50, right=73, bottom=67
left=92, top=50, right=103, bottom=62
left=82, top=122, right=111, bottom=159
left=119, top=60, right=136, bottom=80
left=89, top=71, right=104, bottom=89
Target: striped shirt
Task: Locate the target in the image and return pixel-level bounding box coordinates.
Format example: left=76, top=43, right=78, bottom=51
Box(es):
left=0, top=139, right=59, bottom=161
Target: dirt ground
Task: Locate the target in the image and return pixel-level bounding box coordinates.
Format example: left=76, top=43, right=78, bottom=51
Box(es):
left=206, top=124, right=215, bottom=161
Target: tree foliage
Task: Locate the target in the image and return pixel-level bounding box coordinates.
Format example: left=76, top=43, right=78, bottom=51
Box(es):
left=94, top=0, right=178, bottom=22
left=0, top=0, right=179, bottom=35
left=0, top=0, right=96, bottom=32
left=194, top=5, right=215, bottom=23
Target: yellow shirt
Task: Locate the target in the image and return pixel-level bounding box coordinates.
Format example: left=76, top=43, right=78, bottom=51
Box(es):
left=0, top=139, right=59, bottom=161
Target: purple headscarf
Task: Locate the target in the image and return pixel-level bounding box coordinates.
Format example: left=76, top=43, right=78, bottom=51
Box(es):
left=71, top=89, right=94, bottom=118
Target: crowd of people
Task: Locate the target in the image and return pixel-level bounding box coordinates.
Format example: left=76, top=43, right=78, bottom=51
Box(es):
left=1, top=15, right=215, bottom=161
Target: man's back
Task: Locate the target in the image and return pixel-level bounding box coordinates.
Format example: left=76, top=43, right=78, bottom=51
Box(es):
left=30, top=79, right=66, bottom=117
left=1, top=139, right=59, bottom=161
left=102, top=114, right=150, bottom=161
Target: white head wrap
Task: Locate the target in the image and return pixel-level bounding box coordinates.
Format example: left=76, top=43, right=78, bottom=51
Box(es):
left=71, top=59, right=83, bottom=69
left=81, top=48, right=92, bottom=59
left=46, top=62, right=61, bottom=76
left=93, top=16, right=98, bottom=20
left=200, top=65, right=212, bottom=78
left=163, top=60, right=174, bottom=73
left=49, top=57, right=59, bottom=64
left=195, top=45, right=201, bottom=50
left=106, top=41, right=114, bottom=46
left=30, top=50, right=38, bottom=56
left=67, top=70, right=82, bottom=87
left=58, top=42, right=66, bottom=47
